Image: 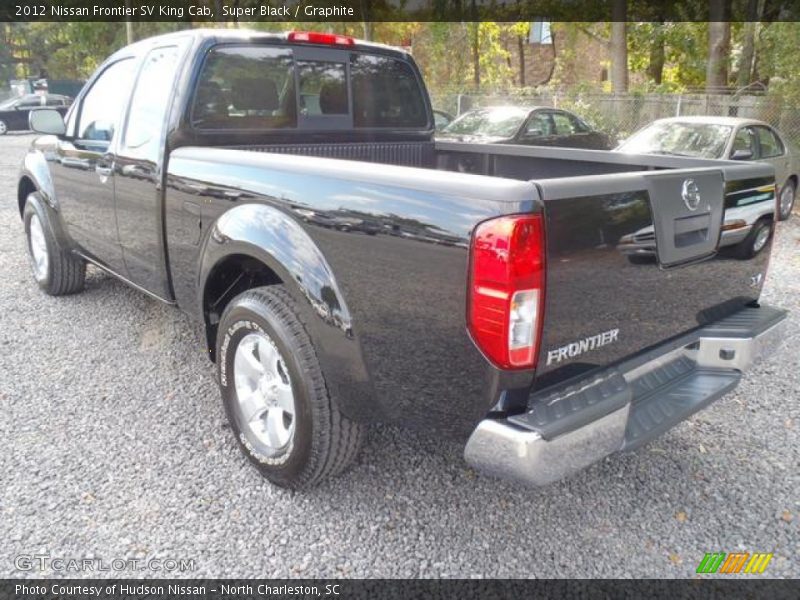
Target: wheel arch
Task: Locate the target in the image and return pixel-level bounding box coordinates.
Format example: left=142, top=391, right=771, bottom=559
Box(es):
left=197, top=203, right=376, bottom=423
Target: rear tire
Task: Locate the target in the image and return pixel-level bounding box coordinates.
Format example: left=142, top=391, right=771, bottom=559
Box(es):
left=778, top=180, right=796, bottom=221
left=216, top=285, right=363, bottom=489
left=23, top=193, right=86, bottom=295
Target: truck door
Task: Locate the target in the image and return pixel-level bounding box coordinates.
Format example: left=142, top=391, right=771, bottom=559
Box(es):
left=51, top=58, right=137, bottom=273
left=114, top=43, right=186, bottom=299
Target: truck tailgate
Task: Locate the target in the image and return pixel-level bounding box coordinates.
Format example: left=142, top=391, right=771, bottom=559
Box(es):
left=535, top=165, right=776, bottom=379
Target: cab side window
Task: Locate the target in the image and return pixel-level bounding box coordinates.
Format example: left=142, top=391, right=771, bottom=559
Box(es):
left=77, top=58, right=136, bottom=143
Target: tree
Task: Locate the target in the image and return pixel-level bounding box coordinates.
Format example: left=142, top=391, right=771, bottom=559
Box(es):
left=610, top=0, right=628, bottom=92
left=736, top=0, right=764, bottom=89
left=707, top=0, right=731, bottom=91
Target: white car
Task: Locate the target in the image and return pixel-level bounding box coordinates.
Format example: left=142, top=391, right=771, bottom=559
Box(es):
left=618, top=116, right=797, bottom=222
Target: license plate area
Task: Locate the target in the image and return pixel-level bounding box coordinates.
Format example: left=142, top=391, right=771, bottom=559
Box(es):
left=646, top=170, right=725, bottom=267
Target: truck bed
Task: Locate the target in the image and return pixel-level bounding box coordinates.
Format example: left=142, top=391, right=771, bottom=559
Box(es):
left=166, top=141, right=776, bottom=435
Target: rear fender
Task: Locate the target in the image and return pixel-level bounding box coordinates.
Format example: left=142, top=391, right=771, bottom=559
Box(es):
left=198, top=203, right=376, bottom=422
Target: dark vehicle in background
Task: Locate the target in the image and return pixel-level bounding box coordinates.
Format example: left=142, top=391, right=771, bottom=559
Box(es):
left=618, top=116, right=797, bottom=220
left=17, top=30, right=786, bottom=491
left=433, top=108, right=454, bottom=131
left=438, top=105, right=613, bottom=149
left=0, top=94, right=71, bottom=135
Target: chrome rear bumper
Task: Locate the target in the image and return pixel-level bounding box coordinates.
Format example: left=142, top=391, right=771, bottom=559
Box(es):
left=464, top=305, right=788, bottom=487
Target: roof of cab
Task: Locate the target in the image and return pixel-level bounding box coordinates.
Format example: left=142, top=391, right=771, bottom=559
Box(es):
left=110, top=28, right=409, bottom=60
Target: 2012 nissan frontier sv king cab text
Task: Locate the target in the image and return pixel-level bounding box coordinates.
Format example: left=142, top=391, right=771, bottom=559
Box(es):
left=17, top=30, right=787, bottom=489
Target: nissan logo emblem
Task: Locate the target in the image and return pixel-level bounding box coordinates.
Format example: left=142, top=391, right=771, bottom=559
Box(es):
left=682, top=179, right=701, bottom=211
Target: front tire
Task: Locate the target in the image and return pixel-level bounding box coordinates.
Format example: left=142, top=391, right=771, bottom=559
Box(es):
left=23, top=193, right=86, bottom=295
left=778, top=180, right=796, bottom=221
left=216, top=285, right=363, bottom=489
left=0, top=119, right=7, bottom=135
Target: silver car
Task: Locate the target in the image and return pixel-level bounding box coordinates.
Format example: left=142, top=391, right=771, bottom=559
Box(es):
left=618, top=116, right=797, bottom=222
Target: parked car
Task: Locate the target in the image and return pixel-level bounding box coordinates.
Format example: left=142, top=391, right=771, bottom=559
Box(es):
left=0, top=94, right=71, bottom=135
left=432, top=109, right=454, bottom=131
left=18, top=30, right=786, bottom=490
left=617, top=116, right=797, bottom=221
left=438, top=105, right=613, bottom=149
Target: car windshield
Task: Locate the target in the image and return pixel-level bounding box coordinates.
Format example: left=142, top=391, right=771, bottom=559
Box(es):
left=0, top=97, right=18, bottom=109
left=442, top=107, right=528, bottom=137
left=618, top=122, right=733, bottom=158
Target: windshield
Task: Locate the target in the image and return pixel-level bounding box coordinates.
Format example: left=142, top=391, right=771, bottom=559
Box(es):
left=0, top=97, right=18, bottom=110
left=442, top=107, right=527, bottom=138
left=618, top=122, right=733, bottom=158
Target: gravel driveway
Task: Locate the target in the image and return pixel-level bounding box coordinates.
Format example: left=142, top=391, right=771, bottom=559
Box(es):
left=1, top=133, right=798, bottom=578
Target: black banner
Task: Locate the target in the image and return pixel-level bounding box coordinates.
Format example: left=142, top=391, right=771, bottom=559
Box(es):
left=2, top=0, right=800, bottom=22
left=2, top=579, right=800, bottom=600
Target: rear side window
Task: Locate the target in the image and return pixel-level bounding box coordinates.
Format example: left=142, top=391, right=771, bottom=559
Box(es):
left=552, top=112, right=577, bottom=135
left=756, top=126, right=783, bottom=158
left=192, top=46, right=296, bottom=130
left=351, top=54, right=427, bottom=128
left=124, top=45, right=181, bottom=157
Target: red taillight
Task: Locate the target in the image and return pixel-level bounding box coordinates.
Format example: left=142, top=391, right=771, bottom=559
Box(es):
left=468, top=214, right=546, bottom=370
left=287, top=31, right=355, bottom=46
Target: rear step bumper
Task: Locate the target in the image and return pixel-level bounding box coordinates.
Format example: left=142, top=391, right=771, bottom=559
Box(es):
left=464, top=305, right=788, bottom=487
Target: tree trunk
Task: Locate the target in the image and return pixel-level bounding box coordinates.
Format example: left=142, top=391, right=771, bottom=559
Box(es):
left=736, top=0, right=763, bottom=89
left=517, top=34, right=526, bottom=87
left=647, top=22, right=665, bottom=85
left=361, top=21, right=373, bottom=41
left=472, top=23, right=480, bottom=89
left=610, top=0, right=628, bottom=93
left=707, top=0, right=731, bottom=92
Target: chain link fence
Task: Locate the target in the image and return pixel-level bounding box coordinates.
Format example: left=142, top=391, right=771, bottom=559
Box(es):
left=430, top=90, right=800, bottom=148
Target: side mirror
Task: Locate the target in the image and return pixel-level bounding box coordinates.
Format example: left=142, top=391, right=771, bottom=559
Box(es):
left=29, top=109, right=66, bottom=136
left=525, top=128, right=544, bottom=137
left=731, top=148, right=753, bottom=160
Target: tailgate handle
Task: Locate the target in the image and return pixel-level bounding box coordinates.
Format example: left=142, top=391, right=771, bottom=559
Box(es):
left=673, top=213, right=710, bottom=248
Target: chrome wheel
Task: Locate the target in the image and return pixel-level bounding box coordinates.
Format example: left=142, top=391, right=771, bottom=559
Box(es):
left=780, top=184, right=795, bottom=218
left=0, top=120, right=7, bottom=135
left=28, top=214, right=49, bottom=281
left=752, top=224, right=771, bottom=254
left=233, top=332, right=296, bottom=456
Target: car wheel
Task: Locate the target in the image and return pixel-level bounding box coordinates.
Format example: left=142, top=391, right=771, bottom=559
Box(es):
left=0, top=119, right=8, bottom=135
left=778, top=180, right=796, bottom=221
left=217, top=285, right=363, bottom=489
left=735, top=219, right=772, bottom=259
left=23, top=193, right=86, bottom=295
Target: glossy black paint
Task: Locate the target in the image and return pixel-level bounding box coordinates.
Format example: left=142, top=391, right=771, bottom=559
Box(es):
left=165, top=148, right=539, bottom=435
left=16, top=29, right=779, bottom=441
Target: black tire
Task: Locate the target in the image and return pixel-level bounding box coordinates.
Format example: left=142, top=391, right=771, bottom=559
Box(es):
left=778, top=179, right=796, bottom=221
left=23, top=193, right=86, bottom=295
left=734, top=219, right=773, bottom=260
left=216, top=285, right=363, bottom=489
left=0, top=119, right=8, bottom=135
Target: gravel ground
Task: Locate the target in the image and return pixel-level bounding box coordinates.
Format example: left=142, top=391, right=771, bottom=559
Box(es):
left=1, top=132, right=798, bottom=579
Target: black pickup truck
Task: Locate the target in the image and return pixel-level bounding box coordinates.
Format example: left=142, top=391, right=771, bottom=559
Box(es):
left=18, top=30, right=787, bottom=489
